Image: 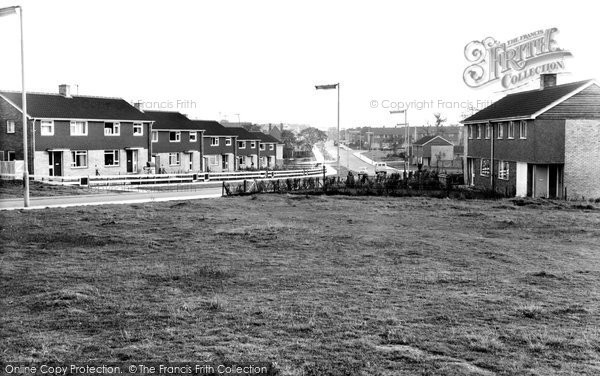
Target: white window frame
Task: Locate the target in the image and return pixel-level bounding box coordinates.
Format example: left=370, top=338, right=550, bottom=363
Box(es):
left=507, top=121, right=515, bottom=139
left=7, top=151, right=16, bottom=161
left=259, top=143, right=265, bottom=151
left=250, top=141, right=256, bottom=149
left=269, top=144, right=274, bottom=151
left=169, top=152, right=181, bottom=166
left=225, top=137, right=232, bottom=146
left=485, top=124, right=491, bottom=139
left=133, top=122, right=143, bottom=136
left=498, top=160, right=509, bottom=180
left=238, top=156, right=245, bottom=165
left=480, top=158, right=490, bottom=176
left=497, top=123, right=503, bottom=139
left=70, top=121, right=88, bottom=136
left=519, top=120, right=527, bottom=139
left=211, top=137, right=219, bottom=146
left=151, top=130, right=158, bottom=143
left=6, top=120, right=15, bottom=134
left=189, top=131, right=197, bottom=142
left=104, top=150, right=120, bottom=167
left=40, top=120, right=54, bottom=136
left=104, top=122, right=120, bottom=136
left=468, top=124, right=473, bottom=139
left=476, top=124, right=482, bottom=139
left=70, top=150, right=88, bottom=168
left=169, top=131, right=181, bottom=143
left=238, top=141, right=246, bottom=149
left=208, top=155, right=219, bottom=165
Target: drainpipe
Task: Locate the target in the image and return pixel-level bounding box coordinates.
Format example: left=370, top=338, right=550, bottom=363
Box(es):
left=31, top=118, right=36, bottom=176
left=489, top=121, right=494, bottom=192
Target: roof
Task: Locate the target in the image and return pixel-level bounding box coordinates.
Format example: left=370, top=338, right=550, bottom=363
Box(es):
left=250, top=131, right=282, bottom=143
left=144, top=111, right=199, bottom=130
left=462, top=80, right=597, bottom=123
left=189, top=120, right=238, bottom=137
left=413, top=135, right=453, bottom=146
left=0, top=90, right=151, bottom=121
left=227, top=127, right=261, bottom=141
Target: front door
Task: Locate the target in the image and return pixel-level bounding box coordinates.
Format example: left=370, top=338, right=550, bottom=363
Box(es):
left=222, top=155, right=228, bottom=171
left=467, top=158, right=475, bottom=186
left=534, top=165, right=549, bottom=198
left=49, top=151, right=62, bottom=176
left=126, top=150, right=138, bottom=173
left=189, top=153, right=194, bottom=171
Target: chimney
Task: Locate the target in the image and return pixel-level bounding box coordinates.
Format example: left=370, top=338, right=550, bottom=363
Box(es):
left=540, top=74, right=557, bottom=89
left=280, top=123, right=284, bottom=132
left=134, top=101, right=143, bottom=112
left=268, top=124, right=272, bottom=132
left=58, top=84, right=71, bottom=97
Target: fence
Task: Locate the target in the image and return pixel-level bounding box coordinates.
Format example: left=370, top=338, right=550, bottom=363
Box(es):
left=0, top=161, right=24, bottom=179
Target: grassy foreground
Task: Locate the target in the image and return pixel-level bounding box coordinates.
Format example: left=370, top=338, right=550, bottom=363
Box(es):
left=1, top=195, right=599, bottom=375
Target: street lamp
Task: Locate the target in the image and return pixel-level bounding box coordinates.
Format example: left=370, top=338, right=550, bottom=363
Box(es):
left=1, top=5, right=29, bottom=207
left=390, top=109, right=409, bottom=175
left=315, top=83, right=340, bottom=177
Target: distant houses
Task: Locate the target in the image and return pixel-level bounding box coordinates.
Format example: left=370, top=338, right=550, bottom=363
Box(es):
left=461, top=74, right=600, bottom=199
left=412, top=135, right=453, bottom=167
left=0, top=85, right=284, bottom=177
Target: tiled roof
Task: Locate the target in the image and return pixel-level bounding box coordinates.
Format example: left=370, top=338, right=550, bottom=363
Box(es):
left=0, top=91, right=150, bottom=121
left=227, top=127, right=261, bottom=141
left=462, top=80, right=594, bottom=123
left=190, top=120, right=238, bottom=136
left=144, top=111, right=198, bottom=130
left=251, top=131, right=281, bottom=143
left=413, top=135, right=452, bottom=146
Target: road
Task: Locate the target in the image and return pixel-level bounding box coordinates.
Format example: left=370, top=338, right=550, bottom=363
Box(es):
left=0, top=187, right=223, bottom=211
left=324, top=142, right=410, bottom=175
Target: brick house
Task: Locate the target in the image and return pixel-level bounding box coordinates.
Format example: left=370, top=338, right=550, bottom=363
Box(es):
left=193, top=120, right=238, bottom=172
left=145, top=111, right=204, bottom=173
left=228, top=127, right=261, bottom=169
left=251, top=131, right=281, bottom=167
left=462, top=74, right=600, bottom=199
left=412, top=135, right=453, bottom=167
left=0, top=85, right=152, bottom=177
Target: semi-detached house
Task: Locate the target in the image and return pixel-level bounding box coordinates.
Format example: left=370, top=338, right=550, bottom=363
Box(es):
left=0, top=85, right=152, bottom=177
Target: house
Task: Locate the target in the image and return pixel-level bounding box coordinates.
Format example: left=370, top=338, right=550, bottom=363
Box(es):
left=193, top=120, right=238, bottom=172
left=145, top=111, right=204, bottom=173
left=251, top=131, right=281, bottom=167
left=228, top=127, right=261, bottom=169
left=461, top=74, right=600, bottom=199
left=0, top=85, right=152, bottom=177
left=412, top=135, right=454, bottom=167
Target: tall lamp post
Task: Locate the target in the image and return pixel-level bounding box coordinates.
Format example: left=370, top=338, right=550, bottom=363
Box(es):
left=1, top=5, right=29, bottom=207
left=390, top=109, right=409, bottom=174
left=315, top=83, right=340, bottom=177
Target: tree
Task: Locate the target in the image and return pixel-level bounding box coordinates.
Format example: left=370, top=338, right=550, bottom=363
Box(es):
left=433, top=113, right=447, bottom=130
left=297, top=127, right=328, bottom=151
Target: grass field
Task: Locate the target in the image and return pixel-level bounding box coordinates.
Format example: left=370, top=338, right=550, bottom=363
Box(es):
left=0, top=180, right=101, bottom=199
left=1, top=195, right=599, bottom=375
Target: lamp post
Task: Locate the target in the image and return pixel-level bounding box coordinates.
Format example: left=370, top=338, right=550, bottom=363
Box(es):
left=390, top=109, right=409, bottom=174
left=1, top=5, right=29, bottom=207
left=315, top=83, right=340, bottom=177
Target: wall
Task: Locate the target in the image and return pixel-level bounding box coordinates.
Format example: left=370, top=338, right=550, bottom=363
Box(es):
left=152, top=130, right=201, bottom=154
left=0, top=97, right=34, bottom=172
left=33, top=149, right=149, bottom=177
left=564, top=119, right=600, bottom=199
left=468, top=157, right=517, bottom=196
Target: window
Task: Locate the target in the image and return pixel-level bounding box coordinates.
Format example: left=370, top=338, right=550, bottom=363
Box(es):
left=211, top=137, right=219, bottom=146
left=70, top=121, right=88, bottom=136
left=498, top=160, right=509, bottom=180
left=269, top=144, right=274, bottom=151
left=468, top=124, right=473, bottom=139
left=41, top=120, right=54, bottom=136
left=259, top=143, right=265, bottom=151
left=497, top=123, right=504, bottom=139
left=238, top=156, right=244, bottom=165
left=169, top=131, right=181, bottom=142
left=169, top=152, right=180, bottom=166
left=519, top=121, right=527, bottom=139
left=485, top=124, right=491, bottom=139
left=476, top=124, right=482, bottom=139
left=70, top=150, right=88, bottom=168
left=0, top=151, right=4, bottom=161
left=238, top=141, right=246, bottom=149
left=6, top=120, right=15, bottom=134
left=189, top=131, right=197, bottom=142
left=507, top=121, right=515, bottom=139
left=104, top=150, right=120, bottom=166
left=104, top=122, right=120, bottom=136
left=250, top=141, right=256, bottom=149
left=152, top=131, right=158, bottom=143
left=7, top=151, right=16, bottom=161
left=133, top=122, right=143, bottom=136
left=225, top=138, right=232, bottom=146
left=480, top=159, right=490, bottom=176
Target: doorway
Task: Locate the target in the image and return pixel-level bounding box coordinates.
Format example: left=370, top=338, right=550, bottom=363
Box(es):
left=126, top=150, right=138, bottom=173
left=49, top=151, right=62, bottom=176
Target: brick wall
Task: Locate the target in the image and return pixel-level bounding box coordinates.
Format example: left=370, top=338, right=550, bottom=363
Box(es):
left=564, top=119, right=600, bottom=199
left=154, top=151, right=199, bottom=173
left=33, top=149, right=149, bottom=177
left=469, top=157, right=517, bottom=196
left=0, top=98, right=34, bottom=172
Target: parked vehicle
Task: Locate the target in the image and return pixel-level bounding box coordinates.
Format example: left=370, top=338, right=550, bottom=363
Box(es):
left=374, top=162, right=388, bottom=176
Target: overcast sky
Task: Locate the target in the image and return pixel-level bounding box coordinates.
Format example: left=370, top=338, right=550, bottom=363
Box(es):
left=0, top=0, right=598, bottom=129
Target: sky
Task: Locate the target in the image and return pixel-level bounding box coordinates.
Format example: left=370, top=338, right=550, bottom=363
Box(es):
left=0, top=0, right=598, bottom=130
